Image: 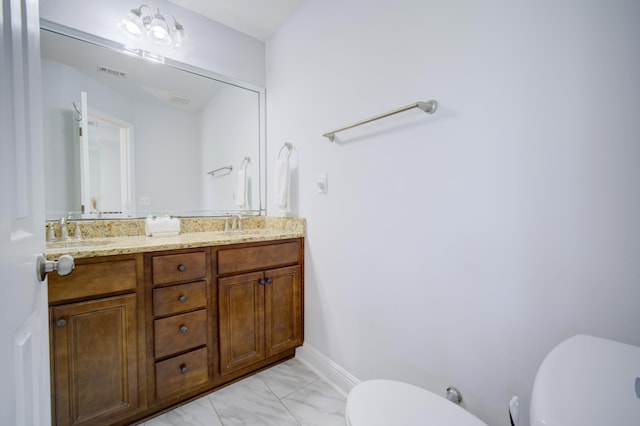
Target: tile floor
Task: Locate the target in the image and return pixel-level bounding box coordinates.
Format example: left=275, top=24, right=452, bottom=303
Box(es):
left=139, top=358, right=348, bottom=426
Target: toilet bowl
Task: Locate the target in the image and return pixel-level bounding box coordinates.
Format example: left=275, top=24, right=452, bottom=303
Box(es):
left=346, top=379, right=486, bottom=426
left=346, top=335, right=640, bottom=426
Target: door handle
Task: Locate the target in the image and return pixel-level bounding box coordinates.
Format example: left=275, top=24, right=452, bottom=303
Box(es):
left=36, top=254, right=75, bottom=282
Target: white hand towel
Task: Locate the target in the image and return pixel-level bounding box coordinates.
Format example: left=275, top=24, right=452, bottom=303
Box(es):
left=145, top=216, right=180, bottom=237
left=274, top=158, right=290, bottom=214
left=235, top=168, right=248, bottom=208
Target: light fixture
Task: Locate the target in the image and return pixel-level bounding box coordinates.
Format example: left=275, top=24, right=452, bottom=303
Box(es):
left=121, top=5, right=188, bottom=48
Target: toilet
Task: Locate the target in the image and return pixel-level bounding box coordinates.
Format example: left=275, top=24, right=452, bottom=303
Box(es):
left=346, top=335, right=640, bottom=426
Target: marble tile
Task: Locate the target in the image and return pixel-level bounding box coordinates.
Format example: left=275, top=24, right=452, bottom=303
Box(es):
left=208, top=375, right=300, bottom=426
left=281, top=379, right=348, bottom=426
left=257, top=358, right=321, bottom=398
left=142, top=396, right=222, bottom=426
left=139, top=359, right=348, bottom=426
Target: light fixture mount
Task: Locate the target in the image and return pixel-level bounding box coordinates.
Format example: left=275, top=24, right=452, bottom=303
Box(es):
left=121, top=4, right=188, bottom=49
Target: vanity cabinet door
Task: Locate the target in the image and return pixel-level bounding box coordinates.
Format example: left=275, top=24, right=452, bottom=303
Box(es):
left=218, top=271, right=266, bottom=375
left=50, top=294, right=138, bottom=426
left=218, top=263, right=303, bottom=375
left=265, top=265, right=303, bottom=357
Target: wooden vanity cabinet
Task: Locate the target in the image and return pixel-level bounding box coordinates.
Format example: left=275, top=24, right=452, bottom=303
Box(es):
left=216, top=240, right=303, bottom=376
left=48, top=254, right=144, bottom=426
left=48, top=237, right=304, bottom=425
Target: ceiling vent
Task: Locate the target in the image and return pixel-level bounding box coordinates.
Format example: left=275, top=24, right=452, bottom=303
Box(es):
left=97, top=65, right=127, bottom=78
left=168, top=94, right=191, bottom=106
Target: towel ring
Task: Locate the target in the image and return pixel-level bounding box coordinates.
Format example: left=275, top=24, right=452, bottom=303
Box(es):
left=240, top=156, right=250, bottom=170
left=279, top=142, right=293, bottom=160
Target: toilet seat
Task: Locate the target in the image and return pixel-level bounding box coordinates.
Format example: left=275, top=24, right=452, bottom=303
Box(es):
left=346, top=380, right=487, bottom=426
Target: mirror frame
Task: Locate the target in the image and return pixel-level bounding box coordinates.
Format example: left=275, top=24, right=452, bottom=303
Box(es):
left=40, top=19, right=267, bottom=219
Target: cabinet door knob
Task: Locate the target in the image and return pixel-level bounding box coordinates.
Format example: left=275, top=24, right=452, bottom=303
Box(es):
left=178, top=295, right=187, bottom=303
left=259, top=279, right=266, bottom=285
left=179, top=325, right=188, bottom=333
left=180, top=364, right=188, bottom=374
left=56, top=318, right=66, bottom=327
left=266, top=278, right=273, bottom=284
left=177, top=264, right=187, bottom=272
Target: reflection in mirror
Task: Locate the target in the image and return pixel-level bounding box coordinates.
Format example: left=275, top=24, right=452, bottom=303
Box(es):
left=79, top=94, right=134, bottom=216
left=40, top=22, right=265, bottom=221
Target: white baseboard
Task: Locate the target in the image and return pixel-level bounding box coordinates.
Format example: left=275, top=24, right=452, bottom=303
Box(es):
left=295, top=344, right=360, bottom=398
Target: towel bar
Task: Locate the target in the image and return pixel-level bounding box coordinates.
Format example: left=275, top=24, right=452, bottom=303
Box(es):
left=323, top=100, right=438, bottom=142
left=207, top=165, right=233, bottom=176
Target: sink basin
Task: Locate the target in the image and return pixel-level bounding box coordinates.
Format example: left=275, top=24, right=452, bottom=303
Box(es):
left=215, top=229, right=268, bottom=238
left=46, top=239, right=112, bottom=249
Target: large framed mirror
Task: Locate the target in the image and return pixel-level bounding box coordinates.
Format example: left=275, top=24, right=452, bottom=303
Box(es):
left=40, top=20, right=266, bottom=221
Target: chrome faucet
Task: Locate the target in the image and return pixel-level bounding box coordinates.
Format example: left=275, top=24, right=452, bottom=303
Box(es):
left=233, top=215, right=243, bottom=231
left=59, top=216, right=71, bottom=240
left=225, top=215, right=243, bottom=232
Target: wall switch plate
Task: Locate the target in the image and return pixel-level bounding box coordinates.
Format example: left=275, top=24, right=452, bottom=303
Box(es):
left=316, top=172, right=327, bottom=194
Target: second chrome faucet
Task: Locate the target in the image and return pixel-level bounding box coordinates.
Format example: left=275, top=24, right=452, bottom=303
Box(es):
left=224, top=215, right=243, bottom=232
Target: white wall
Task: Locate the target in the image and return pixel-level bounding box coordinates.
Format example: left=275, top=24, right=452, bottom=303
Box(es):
left=266, top=1, right=640, bottom=425
left=39, top=0, right=265, bottom=87
left=134, top=99, right=201, bottom=214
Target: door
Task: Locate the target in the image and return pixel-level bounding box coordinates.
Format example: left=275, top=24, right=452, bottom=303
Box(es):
left=0, top=0, right=51, bottom=425
left=79, top=92, right=134, bottom=217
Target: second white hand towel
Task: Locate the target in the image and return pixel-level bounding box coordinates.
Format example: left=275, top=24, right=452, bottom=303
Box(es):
left=235, top=168, right=247, bottom=208
left=274, top=157, right=290, bottom=214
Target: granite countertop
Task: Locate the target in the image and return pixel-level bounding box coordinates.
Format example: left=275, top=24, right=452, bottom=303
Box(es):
left=45, top=217, right=305, bottom=259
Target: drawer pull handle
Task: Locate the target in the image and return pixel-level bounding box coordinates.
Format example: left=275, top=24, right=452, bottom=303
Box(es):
left=259, top=279, right=266, bottom=285
left=266, top=278, right=273, bottom=284
left=179, top=325, right=188, bottom=334
left=178, top=295, right=187, bottom=303
left=180, top=364, right=189, bottom=374
left=56, top=318, right=66, bottom=327
left=177, top=264, right=187, bottom=272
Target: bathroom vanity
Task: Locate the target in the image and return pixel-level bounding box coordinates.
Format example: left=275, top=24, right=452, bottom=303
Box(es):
left=46, top=217, right=305, bottom=426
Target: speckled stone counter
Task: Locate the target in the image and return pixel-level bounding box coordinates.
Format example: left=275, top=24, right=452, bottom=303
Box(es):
left=45, top=216, right=305, bottom=259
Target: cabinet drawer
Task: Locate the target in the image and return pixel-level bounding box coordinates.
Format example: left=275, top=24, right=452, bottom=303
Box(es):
left=155, top=347, right=208, bottom=400
left=152, top=251, right=207, bottom=285
left=49, top=258, right=138, bottom=304
left=154, top=309, right=207, bottom=359
left=217, top=241, right=300, bottom=275
left=153, top=281, right=207, bottom=317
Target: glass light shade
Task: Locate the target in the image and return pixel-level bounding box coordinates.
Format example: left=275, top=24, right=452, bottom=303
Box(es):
left=172, top=25, right=189, bottom=48
left=122, top=10, right=143, bottom=35
left=148, top=12, right=172, bottom=45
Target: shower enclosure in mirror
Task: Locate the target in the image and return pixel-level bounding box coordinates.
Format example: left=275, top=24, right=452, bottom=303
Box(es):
left=40, top=21, right=266, bottom=220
